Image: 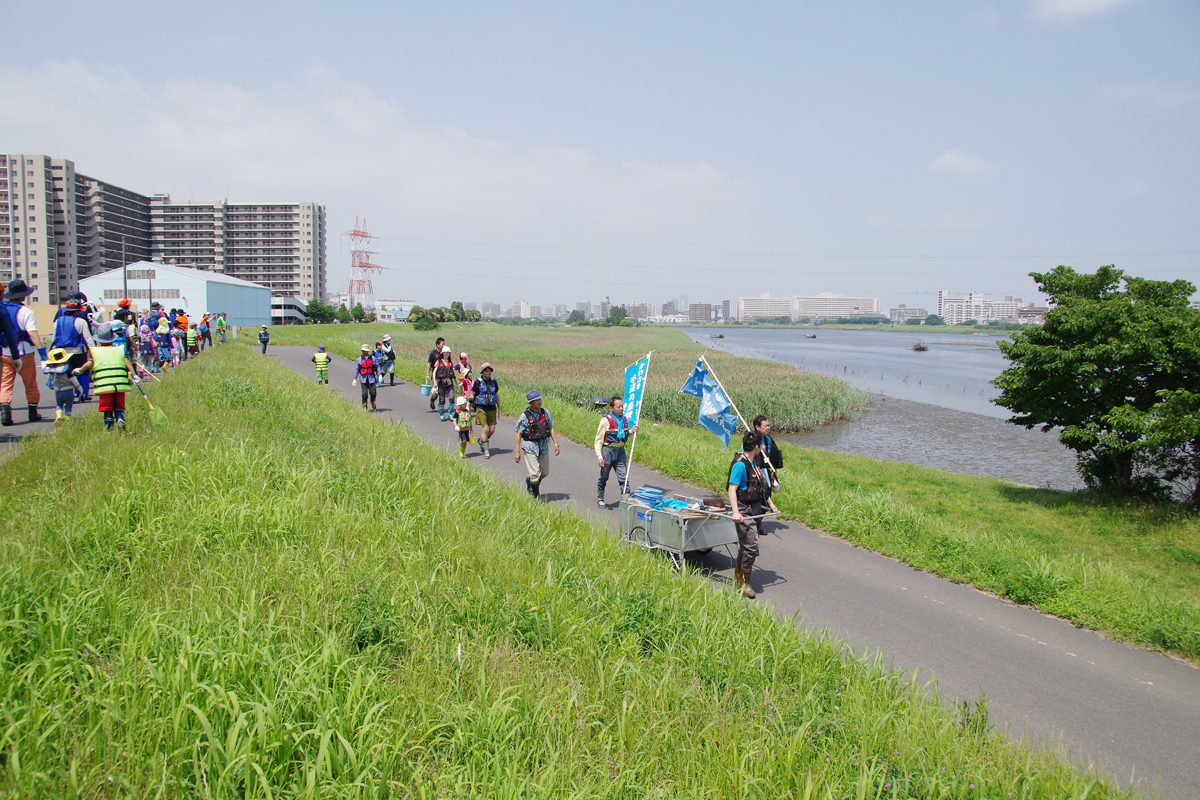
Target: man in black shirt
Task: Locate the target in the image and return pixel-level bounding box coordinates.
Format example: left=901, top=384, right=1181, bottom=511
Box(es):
left=753, top=415, right=783, bottom=491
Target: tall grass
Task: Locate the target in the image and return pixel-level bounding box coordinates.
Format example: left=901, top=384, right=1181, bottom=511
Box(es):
left=0, top=346, right=1128, bottom=797
left=267, top=323, right=867, bottom=433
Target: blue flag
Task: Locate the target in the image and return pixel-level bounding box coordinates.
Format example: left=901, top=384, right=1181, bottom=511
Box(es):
left=623, top=354, right=650, bottom=426
left=698, top=375, right=739, bottom=448
left=679, top=359, right=707, bottom=397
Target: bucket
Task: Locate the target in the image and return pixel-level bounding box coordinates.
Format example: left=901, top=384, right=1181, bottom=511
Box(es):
left=420, top=384, right=432, bottom=396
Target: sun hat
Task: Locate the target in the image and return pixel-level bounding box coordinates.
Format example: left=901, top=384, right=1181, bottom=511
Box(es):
left=455, top=396, right=468, bottom=407
left=441, top=346, right=451, bottom=353
left=64, top=300, right=82, bottom=311
left=46, top=348, right=70, bottom=365
left=94, top=324, right=116, bottom=344
left=480, top=362, right=493, bottom=371
left=526, top=389, right=542, bottom=402
left=3, top=279, right=33, bottom=300
left=318, top=345, right=326, bottom=352
left=118, top=298, right=131, bottom=308
left=360, top=344, right=370, bottom=352
left=382, top=334, right=391, bottom=342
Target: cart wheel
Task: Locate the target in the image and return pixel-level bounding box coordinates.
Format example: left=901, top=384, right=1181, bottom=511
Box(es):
left=625, top=525, right=651, bottom=549
left=697, top=547, right=714, bottom=555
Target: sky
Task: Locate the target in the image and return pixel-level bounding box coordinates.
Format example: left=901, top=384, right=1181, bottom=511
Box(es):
left=2, top=0, right=1197, bottom=312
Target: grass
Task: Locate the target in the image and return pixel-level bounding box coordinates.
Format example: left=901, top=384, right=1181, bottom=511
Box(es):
left=266, top=323, right=867, bottom=433
left=269, top=323, right=1200, bottom=662
left=0, top=345, right=1131, bottom=798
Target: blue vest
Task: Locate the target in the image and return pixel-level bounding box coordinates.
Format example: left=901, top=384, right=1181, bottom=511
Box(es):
left=2, top=302, right=32, bottom=347
left=54, top=314, right=86, bottom=349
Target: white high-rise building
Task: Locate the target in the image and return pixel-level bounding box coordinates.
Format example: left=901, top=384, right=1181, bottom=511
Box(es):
left=736, top=294, right=792, bottom=321
left=150, top=196, right=326, bottom=301
left=791, top=292, right=881, bottom=320
left=936, top=291, right=1022, bottom=324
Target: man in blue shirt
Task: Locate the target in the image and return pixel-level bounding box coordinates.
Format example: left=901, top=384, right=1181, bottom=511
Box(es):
left=726, top=430, right=779, bottom=599
left=514, top=389, right=560, bottom=498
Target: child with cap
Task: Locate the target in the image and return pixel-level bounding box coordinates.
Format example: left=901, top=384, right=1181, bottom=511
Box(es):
left=311, top=345, right=331, bottom=385
left=258, top=325, right=270, bottom=355
left=453, top=396, right=474, bottom=458
left=90, top=321, right=135, bottom=432
left=354, top=344, right=379, bottom=411
left=41, top=347, right=90, bottom=426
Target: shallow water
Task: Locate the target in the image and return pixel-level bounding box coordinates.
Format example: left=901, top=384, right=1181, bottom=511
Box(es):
left=682, top=327, right=1083, bottom=489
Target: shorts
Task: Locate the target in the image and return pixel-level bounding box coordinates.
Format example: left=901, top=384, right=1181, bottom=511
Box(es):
left=458, top=429, right=472, bottom=443
left=97, top=392, right=126, bottom=412
left=475, top=407, right=497, bottom=426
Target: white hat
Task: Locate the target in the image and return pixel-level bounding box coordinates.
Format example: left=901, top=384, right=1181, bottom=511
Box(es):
left=455, top=396, right=468, bottom=406
left=382, top=334, right=392, bottom=342
left=460, top=352, right=468, bottom=359
left=442, top=346, right=451, bottom=353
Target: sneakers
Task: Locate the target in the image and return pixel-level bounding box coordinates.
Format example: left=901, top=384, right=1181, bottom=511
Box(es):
left=116, top=417, right=126, bottom=431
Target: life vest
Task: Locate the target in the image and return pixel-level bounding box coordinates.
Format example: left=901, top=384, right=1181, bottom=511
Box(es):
left=356, top=356, right=376, bottom=377
left=53, top=314, right=86, bottom=349
left=259, top=330, right=270, bottom=343
left=314, top=352, right=330, bottom=368
left=382, top=343, right=395, bottom=361
left=475, top=377, right=498, bottom=406
left=2, top=303, right=31, bottom=348
left=90, top=346, right=132, bottom=394
left=186, top=329, right=197, bottom=345
left=729, top=453, right=769, bottom=507
left=434, top=360, right=455, bottom=383
left=454, top=410, right=472, bottom=431
left=521, top=407, right=552, bottom=441
left=602, top=413, right=629, bottom=446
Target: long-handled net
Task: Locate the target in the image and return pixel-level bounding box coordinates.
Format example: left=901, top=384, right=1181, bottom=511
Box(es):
left=135, top=383, right=169, bottom=427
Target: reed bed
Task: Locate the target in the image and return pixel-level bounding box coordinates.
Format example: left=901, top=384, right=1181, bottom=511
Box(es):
left=267, top=324, right=867, bottom=433
left=0, top=346, right=1127, bottom=798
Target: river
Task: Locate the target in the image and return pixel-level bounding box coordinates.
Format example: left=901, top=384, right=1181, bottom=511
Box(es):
left=682, top=327, right=1083, bottom=490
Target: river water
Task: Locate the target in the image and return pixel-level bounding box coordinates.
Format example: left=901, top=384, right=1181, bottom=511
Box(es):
left=682, top=328, right=1082, bottom=490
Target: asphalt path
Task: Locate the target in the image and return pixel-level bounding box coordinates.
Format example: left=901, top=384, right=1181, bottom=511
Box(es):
left=0, top=356, right=96, bottom=457
left=284, top=347, right=1200, bottom=796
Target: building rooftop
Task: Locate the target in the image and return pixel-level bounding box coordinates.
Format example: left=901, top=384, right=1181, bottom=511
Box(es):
left=82, top=261, right=271, bottom=291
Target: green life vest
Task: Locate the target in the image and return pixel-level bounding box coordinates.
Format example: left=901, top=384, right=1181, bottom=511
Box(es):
left=186, top=329, right=197, bottom=345
left=91, top=346, right=132, bottom=394
left=314, top=352, right=330, bottom=368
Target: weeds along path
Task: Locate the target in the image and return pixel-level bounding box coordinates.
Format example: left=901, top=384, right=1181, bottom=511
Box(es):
left=276, top=341, right=1197, bottom=800
left=0, top=346, right=1135, bottom=799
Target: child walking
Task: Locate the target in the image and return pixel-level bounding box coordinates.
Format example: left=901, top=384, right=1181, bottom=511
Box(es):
left=453, top=396, right=474, bottom=458
left=42, top=347, right=89, bottom=426
left=312, top=345, right=331, bottom=384
left=90, top=322, right=134, bottom=432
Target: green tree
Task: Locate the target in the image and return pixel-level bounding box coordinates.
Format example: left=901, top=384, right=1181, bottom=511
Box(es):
left=464, top=309, right=482, bottom=322
left=366, top=311, right=377, bottom=323
left=904, top=318, right=924, bottom=325
left=449, top=301, right=465, bottom=322
left=992, top=265, right=1200, bottom=499
left=413, top=315, right=439, bottom=331
left=925, top=314, right=945, bottom=325
left=305, top=298, right=335, bottom=324
left=607, top=305, right=627, bottom=325
left=351, top=303, right=366, bottom=322
left=566, top=309, right=586, bottom=325
left=335, top=304, right=352, bottom=324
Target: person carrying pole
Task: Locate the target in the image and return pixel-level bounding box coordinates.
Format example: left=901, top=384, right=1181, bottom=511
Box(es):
left=594, top=395, right=638, bottom=508
left=726, top=430, right=779, bottom=599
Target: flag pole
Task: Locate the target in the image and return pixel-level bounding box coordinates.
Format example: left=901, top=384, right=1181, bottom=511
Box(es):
left=700, top=354, right=749, bottom=431
left=621, top=350, right=652, bottom=495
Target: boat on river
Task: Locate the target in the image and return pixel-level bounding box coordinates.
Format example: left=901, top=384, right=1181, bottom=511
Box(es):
left=912, top=340, right=929, bottom=351
left=709, top=334, right=724, bottom=338
left=802, top=333, right=817, bottom=339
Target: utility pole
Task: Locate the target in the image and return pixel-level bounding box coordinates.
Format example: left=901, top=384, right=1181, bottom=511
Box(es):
left=121, top=236, right=128, bottom=298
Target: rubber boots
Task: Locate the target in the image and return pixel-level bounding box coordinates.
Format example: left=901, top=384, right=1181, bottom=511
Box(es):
left=482, top=441, right=491, bottom=459
left=597, top=491, right=605, bottom=509
left=0, top=403, right=11, bottom=426
left=734, top=567, right=757, bottom=599
left=370, top=399, right=377, bottom=412
left=28, top=404, right=42, bottom=423
left=362, top=401, right=368, bottom=411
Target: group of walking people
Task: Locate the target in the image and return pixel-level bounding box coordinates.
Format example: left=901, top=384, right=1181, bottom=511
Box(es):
left=0, top=279, right=227, bottom=431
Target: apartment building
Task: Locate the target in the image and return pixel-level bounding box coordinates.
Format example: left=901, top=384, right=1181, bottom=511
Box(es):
left=936, top=291, right=1022, bottom=324
left=889, top=304, right=927, bottom=323
left=150, top=196, right=327, bottom=301
left=792, top=292, right=881, bottom=320
left=688, top=303, right=713, bottom=322
left=1, top=153, right=58, bottom=303
left=736, top=295, right=792, bottom=321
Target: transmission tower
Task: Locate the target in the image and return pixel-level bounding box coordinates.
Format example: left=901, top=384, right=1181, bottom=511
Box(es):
left=343, top=217, right=383, bottom=312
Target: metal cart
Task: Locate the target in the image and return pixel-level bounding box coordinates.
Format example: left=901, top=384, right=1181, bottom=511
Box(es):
left=618, top=497, right=779, bottom=569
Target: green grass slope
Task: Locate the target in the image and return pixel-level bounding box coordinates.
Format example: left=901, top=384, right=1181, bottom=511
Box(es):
left=269, top=324, right=1200, bottom=662
left=0, top=346, right=1126, bottom=798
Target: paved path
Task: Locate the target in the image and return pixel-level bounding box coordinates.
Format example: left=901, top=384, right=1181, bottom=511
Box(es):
left=0, top=360, right=94, bottom=457
left=275, top=345, right=1197, bottom=798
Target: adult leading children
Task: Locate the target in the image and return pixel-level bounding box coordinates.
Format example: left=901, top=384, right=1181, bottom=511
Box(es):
left=514, top=389, right=559, bottom=498
left=726, top=430, right=779, bottom=599
left=594, top=395, right=638, bottom=508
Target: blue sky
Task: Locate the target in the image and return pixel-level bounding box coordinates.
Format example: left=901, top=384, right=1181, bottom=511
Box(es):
left=3, top=0, right=1197, bottom=311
